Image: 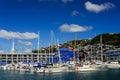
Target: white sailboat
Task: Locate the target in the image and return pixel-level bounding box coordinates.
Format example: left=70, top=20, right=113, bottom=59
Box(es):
left=106, top=61, right=120, bottom=69
left=75, top=64, right=99, bottom=72
left=44, top=39, right=68, bottom=73
left=37, top=33, right=68, bottom=73
left=74, top=35, right=107, bottom=72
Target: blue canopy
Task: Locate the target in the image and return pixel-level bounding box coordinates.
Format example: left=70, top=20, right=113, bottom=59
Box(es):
left=0, top=62, right=8, bottom=66
left=47, top=48, right=78, bottom=63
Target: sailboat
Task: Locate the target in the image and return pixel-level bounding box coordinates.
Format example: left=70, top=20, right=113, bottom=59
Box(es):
left=106, top=61, right=120, bottom=69
left=37, top=32, right=68, bottom=73
left=43, top=39, right=68, bottom=73
left=99, top=35, right=120, bottom=69
left=74, top=35, right=107, bottom=72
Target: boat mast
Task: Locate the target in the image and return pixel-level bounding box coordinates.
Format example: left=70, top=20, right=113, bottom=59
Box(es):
left=100, top=34, right=103, bottom=62
left=74, top=33, right=77, bottom=62
left=49, top=43, right=50, bottom=64
left=91, top=45, right=92, bottom=61
left=51, top=30, right=53, bottom=64
left=37, top=31, right=40, bottom=63
left=57, top=39, right=62, bottom=64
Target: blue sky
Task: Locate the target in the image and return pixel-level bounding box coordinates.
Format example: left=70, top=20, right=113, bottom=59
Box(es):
left=0, top=0, right=120, bottom=52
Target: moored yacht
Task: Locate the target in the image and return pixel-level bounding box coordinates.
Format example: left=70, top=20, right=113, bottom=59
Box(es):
left=106, top=61, right=120, bottom=69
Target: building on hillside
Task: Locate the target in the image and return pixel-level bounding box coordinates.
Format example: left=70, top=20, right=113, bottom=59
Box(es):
left=105, top=50, right=120, bottom=62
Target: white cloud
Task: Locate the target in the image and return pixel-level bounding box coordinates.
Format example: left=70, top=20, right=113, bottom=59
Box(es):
left=0, top=30, right=38, bottom=39
left=59, top=24, right=92, bottom=32
left=71, top=10, right=85, bottom=17
left=85, top=1, right=115, bottom=13
left=72, top=10, right=79, bottom=16
left=18, top=40, right=32, bottom=46
left=61, top=0, right=73, bottom=3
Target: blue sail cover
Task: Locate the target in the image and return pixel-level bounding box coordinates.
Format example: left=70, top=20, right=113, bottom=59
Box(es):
left=0, top=62, right=8, bottom=66
left=47, top=48, right=77, bottom=63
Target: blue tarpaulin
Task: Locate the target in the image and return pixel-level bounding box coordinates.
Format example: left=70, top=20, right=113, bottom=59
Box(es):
left=47, top=48, right=78, bottom=63
left=0, top=62, right=8, bottom=66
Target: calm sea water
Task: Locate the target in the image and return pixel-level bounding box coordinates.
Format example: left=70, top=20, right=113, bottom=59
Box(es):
left=0, top=70, right=120, bottom=80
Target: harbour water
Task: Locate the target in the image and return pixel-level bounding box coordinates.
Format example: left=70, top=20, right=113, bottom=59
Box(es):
left=0, top=70, right=120, bottom=80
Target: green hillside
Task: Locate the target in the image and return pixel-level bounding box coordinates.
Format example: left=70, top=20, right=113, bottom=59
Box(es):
left=33, top=33, right=120, bottom=53
left=90, top=33, right=120, bottom=45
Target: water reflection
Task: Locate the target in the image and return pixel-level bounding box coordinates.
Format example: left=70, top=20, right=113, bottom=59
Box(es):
left=0, top=70, right=120, bottom=80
